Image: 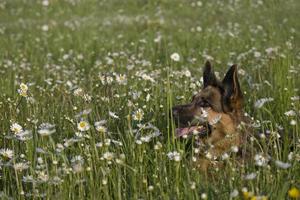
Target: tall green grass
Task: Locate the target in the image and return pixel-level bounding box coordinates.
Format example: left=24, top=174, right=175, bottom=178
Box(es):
left=0, top=0, right=299, bottom=199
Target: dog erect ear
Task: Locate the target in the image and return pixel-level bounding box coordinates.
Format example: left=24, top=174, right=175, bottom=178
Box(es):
left=203, top=61, right=218, bottom=88
left=222, top=65, right=243, bottom=112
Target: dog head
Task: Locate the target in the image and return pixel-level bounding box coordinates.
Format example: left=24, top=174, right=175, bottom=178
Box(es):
left=172, top=61, right=244, bottom=137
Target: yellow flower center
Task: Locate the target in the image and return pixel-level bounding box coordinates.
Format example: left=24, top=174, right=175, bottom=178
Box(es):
left=79, top=122, right=86, bottom=128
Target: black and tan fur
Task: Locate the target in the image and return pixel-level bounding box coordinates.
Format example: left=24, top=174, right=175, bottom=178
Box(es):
left=172, top=61, right=250, bottom=171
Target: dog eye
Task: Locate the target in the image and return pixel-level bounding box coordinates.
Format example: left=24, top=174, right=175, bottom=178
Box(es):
left=196, top=98, right=210, bottom=107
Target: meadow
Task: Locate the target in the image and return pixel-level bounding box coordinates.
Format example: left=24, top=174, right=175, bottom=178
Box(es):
left=0, top=0, right=299, bottom=199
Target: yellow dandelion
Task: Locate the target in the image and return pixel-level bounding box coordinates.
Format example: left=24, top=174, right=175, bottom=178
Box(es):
left=288, top=187, right=300, bottom=199
left=242, top=191, right=254, bottom=200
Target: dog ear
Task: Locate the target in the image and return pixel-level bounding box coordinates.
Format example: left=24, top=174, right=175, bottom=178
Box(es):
left=203, top=61, right=218, bottom=88
left=222, top=65, right=243, bottom=111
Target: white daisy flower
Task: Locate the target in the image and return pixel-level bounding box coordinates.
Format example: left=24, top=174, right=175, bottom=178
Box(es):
left=19, top=83, right=28, bottom=92
left=103, top=152, right=114, bottom=161
left=10, top=123, right=23, bottom=134
left=254, top=154, right=269, bottom=166
left=77, top=121, right=90, bottom=131
left=14, top=162, right=29, bottom=171
left=170, top=53, right=180, bottom=62
left=115, top=74, right=127, bottom=85
left=38, top=123, right=56, bottom=136
left=0, top=148, right=14, bottom=160
left=132, top=108, right=144, bottom=121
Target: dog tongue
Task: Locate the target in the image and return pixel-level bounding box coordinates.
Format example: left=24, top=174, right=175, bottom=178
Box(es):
left=176, top=126, right=206, bottom=138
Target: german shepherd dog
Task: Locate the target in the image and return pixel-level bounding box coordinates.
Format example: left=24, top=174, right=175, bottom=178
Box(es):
left=172, top=61, right=250, bottom=171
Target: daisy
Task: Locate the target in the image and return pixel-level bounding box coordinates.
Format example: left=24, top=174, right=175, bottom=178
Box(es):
left=103, top=152, right=114, bottom=161
left=132, top=108, right=144, bottom=121
left=19, top=83, right=28, bottom=92
left=115, top=74, right=127, bottom=85
left=38, top=128, right=56, bottom=136
left=14, top=162, right=29, bottom=171
left=95, top=125, right=107, bottom=133
left=254, top=154, right=269, bottom=166
left=170, top=53, right=180, bottom=62
left=16, top=130, right=33, bottom=141
left=94, top=120, right=107, bottom=133
left=77, top=121, right=90, bottom=131
left=10, top=123, right=23, bottom=134
left=0, top=148, right=14, bottom=160
left=38, top=123, right=56, bottom=136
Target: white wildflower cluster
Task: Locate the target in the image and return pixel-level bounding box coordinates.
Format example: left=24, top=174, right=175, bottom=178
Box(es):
left=1, top=2, right=299, bottom=198
left=73, top=88, right=92, bottom=102
left=167, top=151, right=181, bottom=162
left=99, top=73, right=114, bottom=85
left=284, top=109, right=298, bottom=126
left=10, top=122, right=32, bottom=141
left=254, top=97, right=274, bottom=108
left=254, top=154, right=270, bottom=167
left=134, top=123, right=161, bottom=144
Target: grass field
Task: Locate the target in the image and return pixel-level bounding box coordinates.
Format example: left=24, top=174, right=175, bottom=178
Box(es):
left=0, top=0, right=299, bottom=199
